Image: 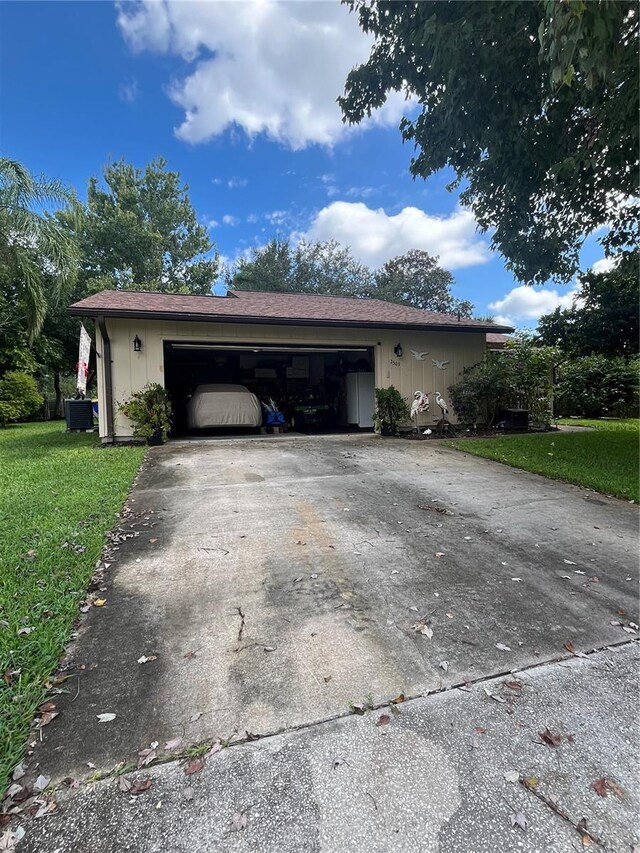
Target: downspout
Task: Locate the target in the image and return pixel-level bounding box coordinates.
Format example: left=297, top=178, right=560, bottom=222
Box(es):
left=96, top=315, right=115, bottom=441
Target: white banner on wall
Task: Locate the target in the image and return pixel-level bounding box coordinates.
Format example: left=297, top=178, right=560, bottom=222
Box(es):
left=76, top=324, right=91, bottom=395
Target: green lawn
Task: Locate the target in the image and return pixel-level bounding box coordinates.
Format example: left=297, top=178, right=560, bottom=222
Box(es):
left=555, top=417, right=639, bottom=432
left=448, top=421, right=639, bottom=502
left=0, top=422, right=145, bottom=792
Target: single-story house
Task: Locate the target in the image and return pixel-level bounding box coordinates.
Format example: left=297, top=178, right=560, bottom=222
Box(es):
left=68, top=289, right=513, bottom=442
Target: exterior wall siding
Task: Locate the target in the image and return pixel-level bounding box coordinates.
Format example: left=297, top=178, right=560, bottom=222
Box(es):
left=97, top=318, right=486, bottom=439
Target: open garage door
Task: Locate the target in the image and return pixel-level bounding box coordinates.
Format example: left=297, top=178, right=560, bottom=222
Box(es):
left=163, top=341, right=375, bottom=436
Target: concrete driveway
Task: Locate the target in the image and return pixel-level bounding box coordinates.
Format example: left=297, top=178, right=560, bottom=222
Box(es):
left=20, top=435, right=639, bottom=851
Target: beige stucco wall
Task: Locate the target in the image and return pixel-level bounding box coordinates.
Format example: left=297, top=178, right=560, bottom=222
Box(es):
left=95, top=317, right=487, bottom=439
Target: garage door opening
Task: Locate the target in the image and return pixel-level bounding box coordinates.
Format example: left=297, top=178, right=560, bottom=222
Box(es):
left=163, top=341, right=375, bottom=436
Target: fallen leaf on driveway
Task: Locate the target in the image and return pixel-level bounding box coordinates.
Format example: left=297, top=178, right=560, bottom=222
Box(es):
left=230, top=812, right=247, bottom=831
left=511, top=577, right=523, bottom=582
left=33, top=775, right=50, bottom=792
left=182, top=787, right=194, bottom=801
left=483, top=687, right=506, bottom=703
left=189, top=712, right=202, bottom=723
left=137, top=655, right=157, bottom=664
left=591, top=778, right=608, bottom=798
left=495, top=643, right=511, bottom=652
left=511, top=811, right=528, bottom=831
left=574, top=570, right=586, bottom=575
left=504, top=680, right=522, bottom=691
left=12, top=763, right=26, bottom=782
left=96, top=713, right=116, bottom=723
left=263, top=646, right=276, bottom=652
left=435, top=552, right=445, bottom=558
left=503, top=770, right=519, bottom=783
left=292, top=576, right=303, bottom=583
left=522, top=776, right=539, bottom=789
left=118, top=776, right=133, bottom=793
left=563, top=560, right=577, bottom=565
left=560, top=575, right=571, bottom=579
left=183, top=650, right=197, bottom=660
left=564, top=640, right=576, bottom=653
left=128, top=778, right=152, bottom=795
left=137, top=748, right=157, bottom=768
left=539, top=728, right=562, bottom=747
left=94, top=599, right=107, bottom=607
left=376, top=714, right=391, bottom=727
left=149, top=538, right=158, bottom=544
left=440, top=661, right=449, bottom=671
left=412, top=621, right=433, bottom=638
left=390, top=694, right=405, bottom=704
left=37, top=710, right=58, bottom=727
left=184, top=757, right=205, bottom=775
left=207, top=741, right=222, bottom=757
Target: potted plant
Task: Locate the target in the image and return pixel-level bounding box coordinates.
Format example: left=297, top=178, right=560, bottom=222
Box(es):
left=119, top=383, right=172, bottom=445
left=373, top=386, right=411, bottom=436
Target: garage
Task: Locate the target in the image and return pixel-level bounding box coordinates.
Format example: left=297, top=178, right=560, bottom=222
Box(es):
left=163, top=340, right=375, bottom=435
left=67, top=288, right=511, bottom=443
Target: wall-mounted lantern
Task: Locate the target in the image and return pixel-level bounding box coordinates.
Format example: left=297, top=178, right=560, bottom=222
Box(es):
left=393, top=343, right=403, bottom=358
left=133, top=335, right=142, bottom=352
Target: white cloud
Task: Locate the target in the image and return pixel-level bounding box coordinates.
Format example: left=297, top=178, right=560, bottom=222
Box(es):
left=488, top=284, right=581, bottom=326
left=301, top=202, right=491, bottom=270
left=222, top=214, right=240, bottom=227
left=211, top=177, right=222, bottom=185
left=265, top=210, right=289, bottom=227
left=228, top=177, right=248, bottom=189
left=591, top=256, right=618, bottom=274
left=202, top=216, right=218, bottom=230
left=116, top=0, right=413, bottom=149
left=118, top=79, right=139, bottom=103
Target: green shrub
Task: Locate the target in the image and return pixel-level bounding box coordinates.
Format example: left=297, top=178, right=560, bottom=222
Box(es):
left=373, top=385, right=411, bottom=434
left=119, top=383, right=172, bottom=440
left=554, top=356, right=639, bottom=418
left=449, top=336, right=556, bottom=427
left=0, top=371, right=42, bottom=423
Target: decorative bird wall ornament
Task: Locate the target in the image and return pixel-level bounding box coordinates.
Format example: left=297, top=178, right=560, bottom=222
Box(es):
left=432, top=359, right=450, bottom=370
left=410, top=350, right=429, bottom=361
left=435, top=391, right=449, bottom=416
left=410, top=391, right=430, bottom=431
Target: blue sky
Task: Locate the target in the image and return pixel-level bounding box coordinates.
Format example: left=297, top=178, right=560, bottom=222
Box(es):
left=1, top=1, right=607, bottom=327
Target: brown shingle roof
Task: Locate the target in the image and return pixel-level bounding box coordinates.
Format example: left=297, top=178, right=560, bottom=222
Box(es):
left=69, top=289, right=514, bottom=333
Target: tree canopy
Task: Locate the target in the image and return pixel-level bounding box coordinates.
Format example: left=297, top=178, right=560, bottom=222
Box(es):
left=340, top=1, right=639, bottom=284
left=537, top=252, right=639, bottom=358
left=63, top=157, right=218, bottom=295
left=228, top=238, right=375, bottom=297
left=367, top=249, right=473, bottom=315
left=228, top=238, right=474, bottom=315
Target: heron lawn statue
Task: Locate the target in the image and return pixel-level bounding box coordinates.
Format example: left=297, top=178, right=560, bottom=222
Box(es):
left=410, top=391, right=430, bottom=435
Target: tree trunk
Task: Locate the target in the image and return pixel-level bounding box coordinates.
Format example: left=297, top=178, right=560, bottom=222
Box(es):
left=54, top=371, right=64, bottom=418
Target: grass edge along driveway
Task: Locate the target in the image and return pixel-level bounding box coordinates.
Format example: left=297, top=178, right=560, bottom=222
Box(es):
left=448, top=419, right=639, bottom=502
left=0, top=422, right=145, bottom=794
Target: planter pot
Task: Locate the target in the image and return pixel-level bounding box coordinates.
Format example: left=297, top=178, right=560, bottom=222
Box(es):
left=147, top=428, right=164, bottom=447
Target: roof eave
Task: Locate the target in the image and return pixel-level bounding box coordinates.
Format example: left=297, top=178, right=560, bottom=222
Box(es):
left=68, top=306, right=514, bottom=334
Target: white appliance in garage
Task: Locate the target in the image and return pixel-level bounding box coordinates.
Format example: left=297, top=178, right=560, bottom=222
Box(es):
left=345, top=372, right=375, bottom=428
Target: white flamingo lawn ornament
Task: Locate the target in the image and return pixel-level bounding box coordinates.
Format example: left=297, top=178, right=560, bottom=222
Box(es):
left=410, top=391, right=430, bottom=433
